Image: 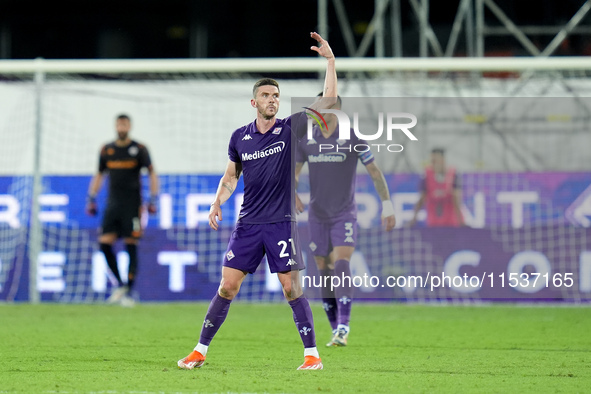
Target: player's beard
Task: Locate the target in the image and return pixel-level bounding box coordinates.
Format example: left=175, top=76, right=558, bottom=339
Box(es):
left=117, top=131, right=129, bottom=141
left=259, top=104, right=277, bottom=120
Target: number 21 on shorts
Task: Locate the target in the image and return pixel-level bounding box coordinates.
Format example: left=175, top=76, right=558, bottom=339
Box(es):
left=278, top=238, right=296, bottom=257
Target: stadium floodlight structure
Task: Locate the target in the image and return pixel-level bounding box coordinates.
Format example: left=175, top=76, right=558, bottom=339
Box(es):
left=1, top=56, right=591, bottom=303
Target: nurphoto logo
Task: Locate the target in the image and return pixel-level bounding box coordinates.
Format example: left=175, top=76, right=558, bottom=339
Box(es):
left=304, top=107, right=418, bottom=153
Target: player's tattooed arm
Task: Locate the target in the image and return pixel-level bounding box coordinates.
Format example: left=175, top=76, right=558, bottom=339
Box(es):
left=212, top=160, right=241, bottom=207
left=210, top=160, right=241, bottom=230
left=366, top=162, right=396, bottom=230
left=221, top=162, right=241, bottom=194
left=366, top=162, right=390, bottom=203
left=222, top=182, right=234, bottom=194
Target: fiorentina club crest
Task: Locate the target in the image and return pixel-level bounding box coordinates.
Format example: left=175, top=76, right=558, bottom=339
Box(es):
left=309, top=242, right=317, bottom=252
left=226, top=250, right=235, bottom=260
left=272, top=127, right=282, bottom=134
left=299, top=326, right=312, bottom=335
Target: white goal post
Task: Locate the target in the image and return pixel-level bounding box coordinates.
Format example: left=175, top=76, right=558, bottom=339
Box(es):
left=2, top=56, right=591, bottom=74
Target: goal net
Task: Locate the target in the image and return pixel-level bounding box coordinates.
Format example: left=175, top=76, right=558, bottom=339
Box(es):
left=0, top=58, right=590, bottom=303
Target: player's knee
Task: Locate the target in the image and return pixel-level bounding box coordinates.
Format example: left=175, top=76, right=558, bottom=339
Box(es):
left=282, top=281, right=293, bottom=298
left=281, top=279, right=302, bottom=300
left=99, top=233, right=116, bottom=244
left=314, top=256, right=331, bottom=271
left=219, top=279, right=240, bottom=300
left=218, top=287, right=235, bottom=300
left=333, top=248, right=354, bottom=262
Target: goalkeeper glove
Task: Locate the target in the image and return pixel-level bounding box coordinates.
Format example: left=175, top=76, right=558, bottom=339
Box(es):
left=147, top=195, right=158, bottom=215
left=86, top=195, right=98, bottom=216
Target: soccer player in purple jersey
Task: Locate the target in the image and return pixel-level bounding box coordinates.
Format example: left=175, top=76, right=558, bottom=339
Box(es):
left=178, top=32, right=337, bottom=371
left=295, top=95, right=396, bottom=346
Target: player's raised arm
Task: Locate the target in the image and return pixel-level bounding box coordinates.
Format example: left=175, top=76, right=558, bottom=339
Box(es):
left=309, top=32, right=337, bottom=110
left=365, top=161, right=396, bottom=231
left=209, top=159, right=242, bottom=230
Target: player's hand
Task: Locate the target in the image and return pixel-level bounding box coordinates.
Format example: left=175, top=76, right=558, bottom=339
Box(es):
left=147, top=195, right=158, bottom=215
left=295, top=193, right=305, bottom=214
left=382, top=215, right=396, bottom=231
left=209, top=202, right=222, bottom=231
left=85, top=195, right=98, bottom=216
left=381, top=200, right=395, bottom=231
left=310, top=32, right=334, bottom=60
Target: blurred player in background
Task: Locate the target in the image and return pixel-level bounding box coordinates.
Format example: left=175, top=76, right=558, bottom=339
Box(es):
left=295, top=94, right=396, bottom=347
left=409, top=148, right=464, bottom=227
left=177, top=32, right=336, bottom=372
left=86, top=114, right=159, bottom=307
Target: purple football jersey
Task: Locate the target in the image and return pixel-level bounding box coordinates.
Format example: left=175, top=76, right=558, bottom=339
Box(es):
left=297, top=125, right=374, bottom=222
left=229, top=112, right=307, bottom=224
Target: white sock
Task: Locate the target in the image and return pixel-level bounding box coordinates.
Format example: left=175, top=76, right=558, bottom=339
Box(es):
left=337, top=324, right=350, bottom=334
left=194, top=343, right=208, bottom=356
left=304, top=347, right=319, bottom=358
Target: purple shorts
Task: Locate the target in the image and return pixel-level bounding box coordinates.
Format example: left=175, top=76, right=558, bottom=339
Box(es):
left=307, top=216, right=357, bottom=257
left=223, top=221, right=305, bottom=274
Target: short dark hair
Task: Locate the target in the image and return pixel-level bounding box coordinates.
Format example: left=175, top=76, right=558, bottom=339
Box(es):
left=253, top=78, right=280, bottom=98
left=431, top=148, right=445, bottom=155
left=316, top=92, right=342, bottom=108
left=117, top=114, right=131, bottom=122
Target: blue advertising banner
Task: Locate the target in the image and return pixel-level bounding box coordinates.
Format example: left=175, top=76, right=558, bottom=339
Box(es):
left=1, top=226, right=590, bottom=302
left=1, top=172, right=590, bottom=302
left=1, top=172, right=590, bottom=230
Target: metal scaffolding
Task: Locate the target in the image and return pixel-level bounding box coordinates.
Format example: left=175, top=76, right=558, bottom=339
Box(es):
left=317, top=0, right=591, bottom=58
left=315, top=0, right=591, bottom=175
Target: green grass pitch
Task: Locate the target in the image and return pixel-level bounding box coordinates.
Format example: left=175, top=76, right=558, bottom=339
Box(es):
left=1, top=302, right=590, bottom=393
